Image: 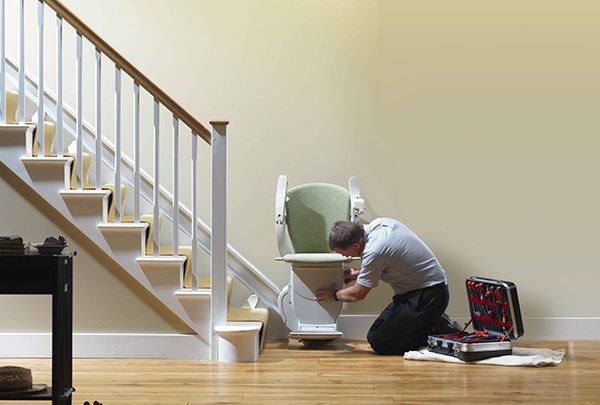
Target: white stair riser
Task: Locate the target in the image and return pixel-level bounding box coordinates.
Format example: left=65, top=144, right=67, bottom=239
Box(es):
left=60, top=192, right=109, bottom=224
left=22, top=159, right=71, bottom=190
left=98, top=227, right=146, bottom=257
left=0, top=125, right=32, bottom=163
left=141, top=263, right=183, bottom=295
left=178, top=295, right=211, bottom=343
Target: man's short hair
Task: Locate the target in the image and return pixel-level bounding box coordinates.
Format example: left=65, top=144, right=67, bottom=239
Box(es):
left=329, top=221, right=364, bottom=251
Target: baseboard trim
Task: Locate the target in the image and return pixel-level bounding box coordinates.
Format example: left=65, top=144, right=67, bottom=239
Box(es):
left=0, top=333, right=210, bottom=359
left=338, top=315, right=600, bottom=341
left=2, top=317, right=598, bottom=358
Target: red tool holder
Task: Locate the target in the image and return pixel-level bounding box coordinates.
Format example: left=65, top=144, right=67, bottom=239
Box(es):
left=466, top=276, right=524, bottom=340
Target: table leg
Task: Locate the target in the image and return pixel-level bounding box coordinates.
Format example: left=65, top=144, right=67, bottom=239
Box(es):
left=53, top=258, right=70, bottom=405
left=65, top=259, right=73, bottom=404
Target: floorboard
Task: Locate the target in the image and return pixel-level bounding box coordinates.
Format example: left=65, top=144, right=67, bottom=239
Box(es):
left=0, top=340, right=598, bottom=404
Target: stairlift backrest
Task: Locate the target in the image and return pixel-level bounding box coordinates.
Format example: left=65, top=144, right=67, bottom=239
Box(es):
left=285, top=183, right=350, bottom=254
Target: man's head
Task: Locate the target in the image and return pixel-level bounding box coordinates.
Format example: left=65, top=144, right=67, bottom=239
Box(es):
left=329, top=221, right=365, bottom=257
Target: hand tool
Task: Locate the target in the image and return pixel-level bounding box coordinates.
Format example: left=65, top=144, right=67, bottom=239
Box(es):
left=471, top=281, right=483, bottom=318
left=467, top=281, right=476, bottom=314
left=490, top=286, right=500, bottom=320
left=478, top=283, right=486, bottom=327
left=485, top=287, right=494, bottom=324
left=495, top=286, right=507, bottom=331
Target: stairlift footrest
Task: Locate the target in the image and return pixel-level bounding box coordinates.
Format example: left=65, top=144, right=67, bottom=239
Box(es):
left=289, top=322, right=343, bottom=340
left=289, top=331, right=343, bottom=340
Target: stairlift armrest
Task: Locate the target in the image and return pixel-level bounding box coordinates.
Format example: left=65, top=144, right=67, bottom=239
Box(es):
left=348, top=176, right=366, bottom=223
left=275, top=175, right=293, bottom=257
left=352, top=197, right=365, bottom=218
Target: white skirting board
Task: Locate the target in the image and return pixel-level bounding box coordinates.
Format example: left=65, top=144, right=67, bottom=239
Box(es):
left=0, top=333, right=210, bottom=359
left=337, top=315, right=600, bottom=341
left=1, top=317, right=599, bottom=358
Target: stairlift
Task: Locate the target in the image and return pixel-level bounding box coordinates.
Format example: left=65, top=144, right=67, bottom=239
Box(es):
left=275, top=175, right=365, bottom=340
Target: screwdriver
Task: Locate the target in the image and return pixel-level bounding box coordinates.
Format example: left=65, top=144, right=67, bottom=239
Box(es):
left=485, top=287, right=495, bottom=326
left=489, top=286, right=500, bottom=320
left=467, top=282, right=476, bottom=311
left=495, top=287, right=507, bottom=331
left=472, top=281, right=483, bottom=317
left=477, top=283, right=486, bottom=328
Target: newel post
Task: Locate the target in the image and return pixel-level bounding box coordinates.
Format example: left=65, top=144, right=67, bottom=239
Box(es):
left=210, top=120, right=228, bottom=360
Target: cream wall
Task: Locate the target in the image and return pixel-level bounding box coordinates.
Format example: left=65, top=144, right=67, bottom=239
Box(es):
left=375, top=0, right=600, bottom=318
left=1, top=0, right=598, bottom=335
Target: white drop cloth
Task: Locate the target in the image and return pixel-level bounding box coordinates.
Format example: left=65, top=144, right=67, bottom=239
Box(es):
left=403, top=347, right=564, bottom=367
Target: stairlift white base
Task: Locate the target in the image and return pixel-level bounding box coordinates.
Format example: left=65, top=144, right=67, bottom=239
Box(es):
left=278, top=284, right=344, bottom=341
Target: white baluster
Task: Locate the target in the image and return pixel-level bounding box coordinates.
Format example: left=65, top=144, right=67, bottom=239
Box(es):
left=18, top=0, right=24, bottom=124
left=191, top=133, right=197, bottom=291
left=37, top=0, right=44, bottom=155
left=172, top=116, right=179, bottom=257
left=133, top=83, right=140, bottom=223
left=75, top=33, right=82, bottom=189
left=153, top=99, right=159, bottom=257
left=210, top=121, right=228, bottom=361
left=55, top=16, right=63, bottom=157
left=94, top=49, right=101, bottom=189
left=114, top=67, right=121, bottom=223
left=0, top=0, right=5, bottom=124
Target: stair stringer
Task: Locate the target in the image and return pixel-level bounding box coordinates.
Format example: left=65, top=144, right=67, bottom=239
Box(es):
left=0, top=125, right=210, bottom=356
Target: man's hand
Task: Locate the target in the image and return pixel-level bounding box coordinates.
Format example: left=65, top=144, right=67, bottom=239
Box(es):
left=316, top=282, right=371, bottom=303
left=316, top=285, right=336, bottom=303
left=343, top=268, right=360, bottom=284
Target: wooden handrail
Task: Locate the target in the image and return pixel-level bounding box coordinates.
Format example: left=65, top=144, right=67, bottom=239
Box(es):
left=43, top=0, right=212, bottom=144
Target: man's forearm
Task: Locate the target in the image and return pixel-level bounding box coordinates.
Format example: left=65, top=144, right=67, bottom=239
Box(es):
left=335, top=288, right=362, bottom=302
left=335, top=283, right=371, bottom=302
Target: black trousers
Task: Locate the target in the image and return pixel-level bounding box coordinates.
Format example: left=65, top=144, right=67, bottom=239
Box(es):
left=367, top=282, right=449, bottom=355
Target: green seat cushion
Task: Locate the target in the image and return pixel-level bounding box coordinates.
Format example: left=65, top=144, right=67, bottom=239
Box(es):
left=282, top=253, right=351, bottom=264
left=286, top=183, right=350, bottom=253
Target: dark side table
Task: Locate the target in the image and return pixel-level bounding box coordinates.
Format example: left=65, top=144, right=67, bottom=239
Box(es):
left=0, top=252, right=75, bottom=404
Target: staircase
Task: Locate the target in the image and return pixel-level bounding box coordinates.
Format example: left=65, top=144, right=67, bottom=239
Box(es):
left=0, top=0, right=277, bottom=361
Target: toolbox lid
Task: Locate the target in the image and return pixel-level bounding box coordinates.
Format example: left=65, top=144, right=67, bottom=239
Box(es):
left=465, top=276, right=524, bottom=340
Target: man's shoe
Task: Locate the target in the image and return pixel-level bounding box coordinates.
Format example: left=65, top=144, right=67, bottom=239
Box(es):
left=429, top=313, right=463, bottom=335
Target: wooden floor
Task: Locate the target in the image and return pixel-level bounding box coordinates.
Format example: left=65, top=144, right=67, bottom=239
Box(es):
left=1, top=340, right=599, bottom=404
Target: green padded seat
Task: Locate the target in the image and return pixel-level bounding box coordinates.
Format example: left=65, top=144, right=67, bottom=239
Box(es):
left=286, top=183, right=350, bottom=254
left=282, top=253, right=352, bottom=264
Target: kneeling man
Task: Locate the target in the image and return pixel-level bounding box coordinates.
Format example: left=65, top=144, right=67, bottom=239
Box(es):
left=317, top=218, right=460, bottom=355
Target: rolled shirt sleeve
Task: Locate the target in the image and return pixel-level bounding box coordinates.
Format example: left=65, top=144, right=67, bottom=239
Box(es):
left=356, top=248, right=385, bottom=289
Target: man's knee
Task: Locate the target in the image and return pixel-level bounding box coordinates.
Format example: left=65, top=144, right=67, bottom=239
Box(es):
left=368, top=332, right=427, bottom=355
left=367, top=333, right=394, bottom=355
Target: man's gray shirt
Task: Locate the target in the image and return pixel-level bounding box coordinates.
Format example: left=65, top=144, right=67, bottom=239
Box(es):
left=356, top=218, right=447, bottom=295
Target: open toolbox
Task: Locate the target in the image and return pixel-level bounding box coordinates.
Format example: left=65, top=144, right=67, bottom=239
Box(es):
left=428, top=276, right=524, bottom=362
